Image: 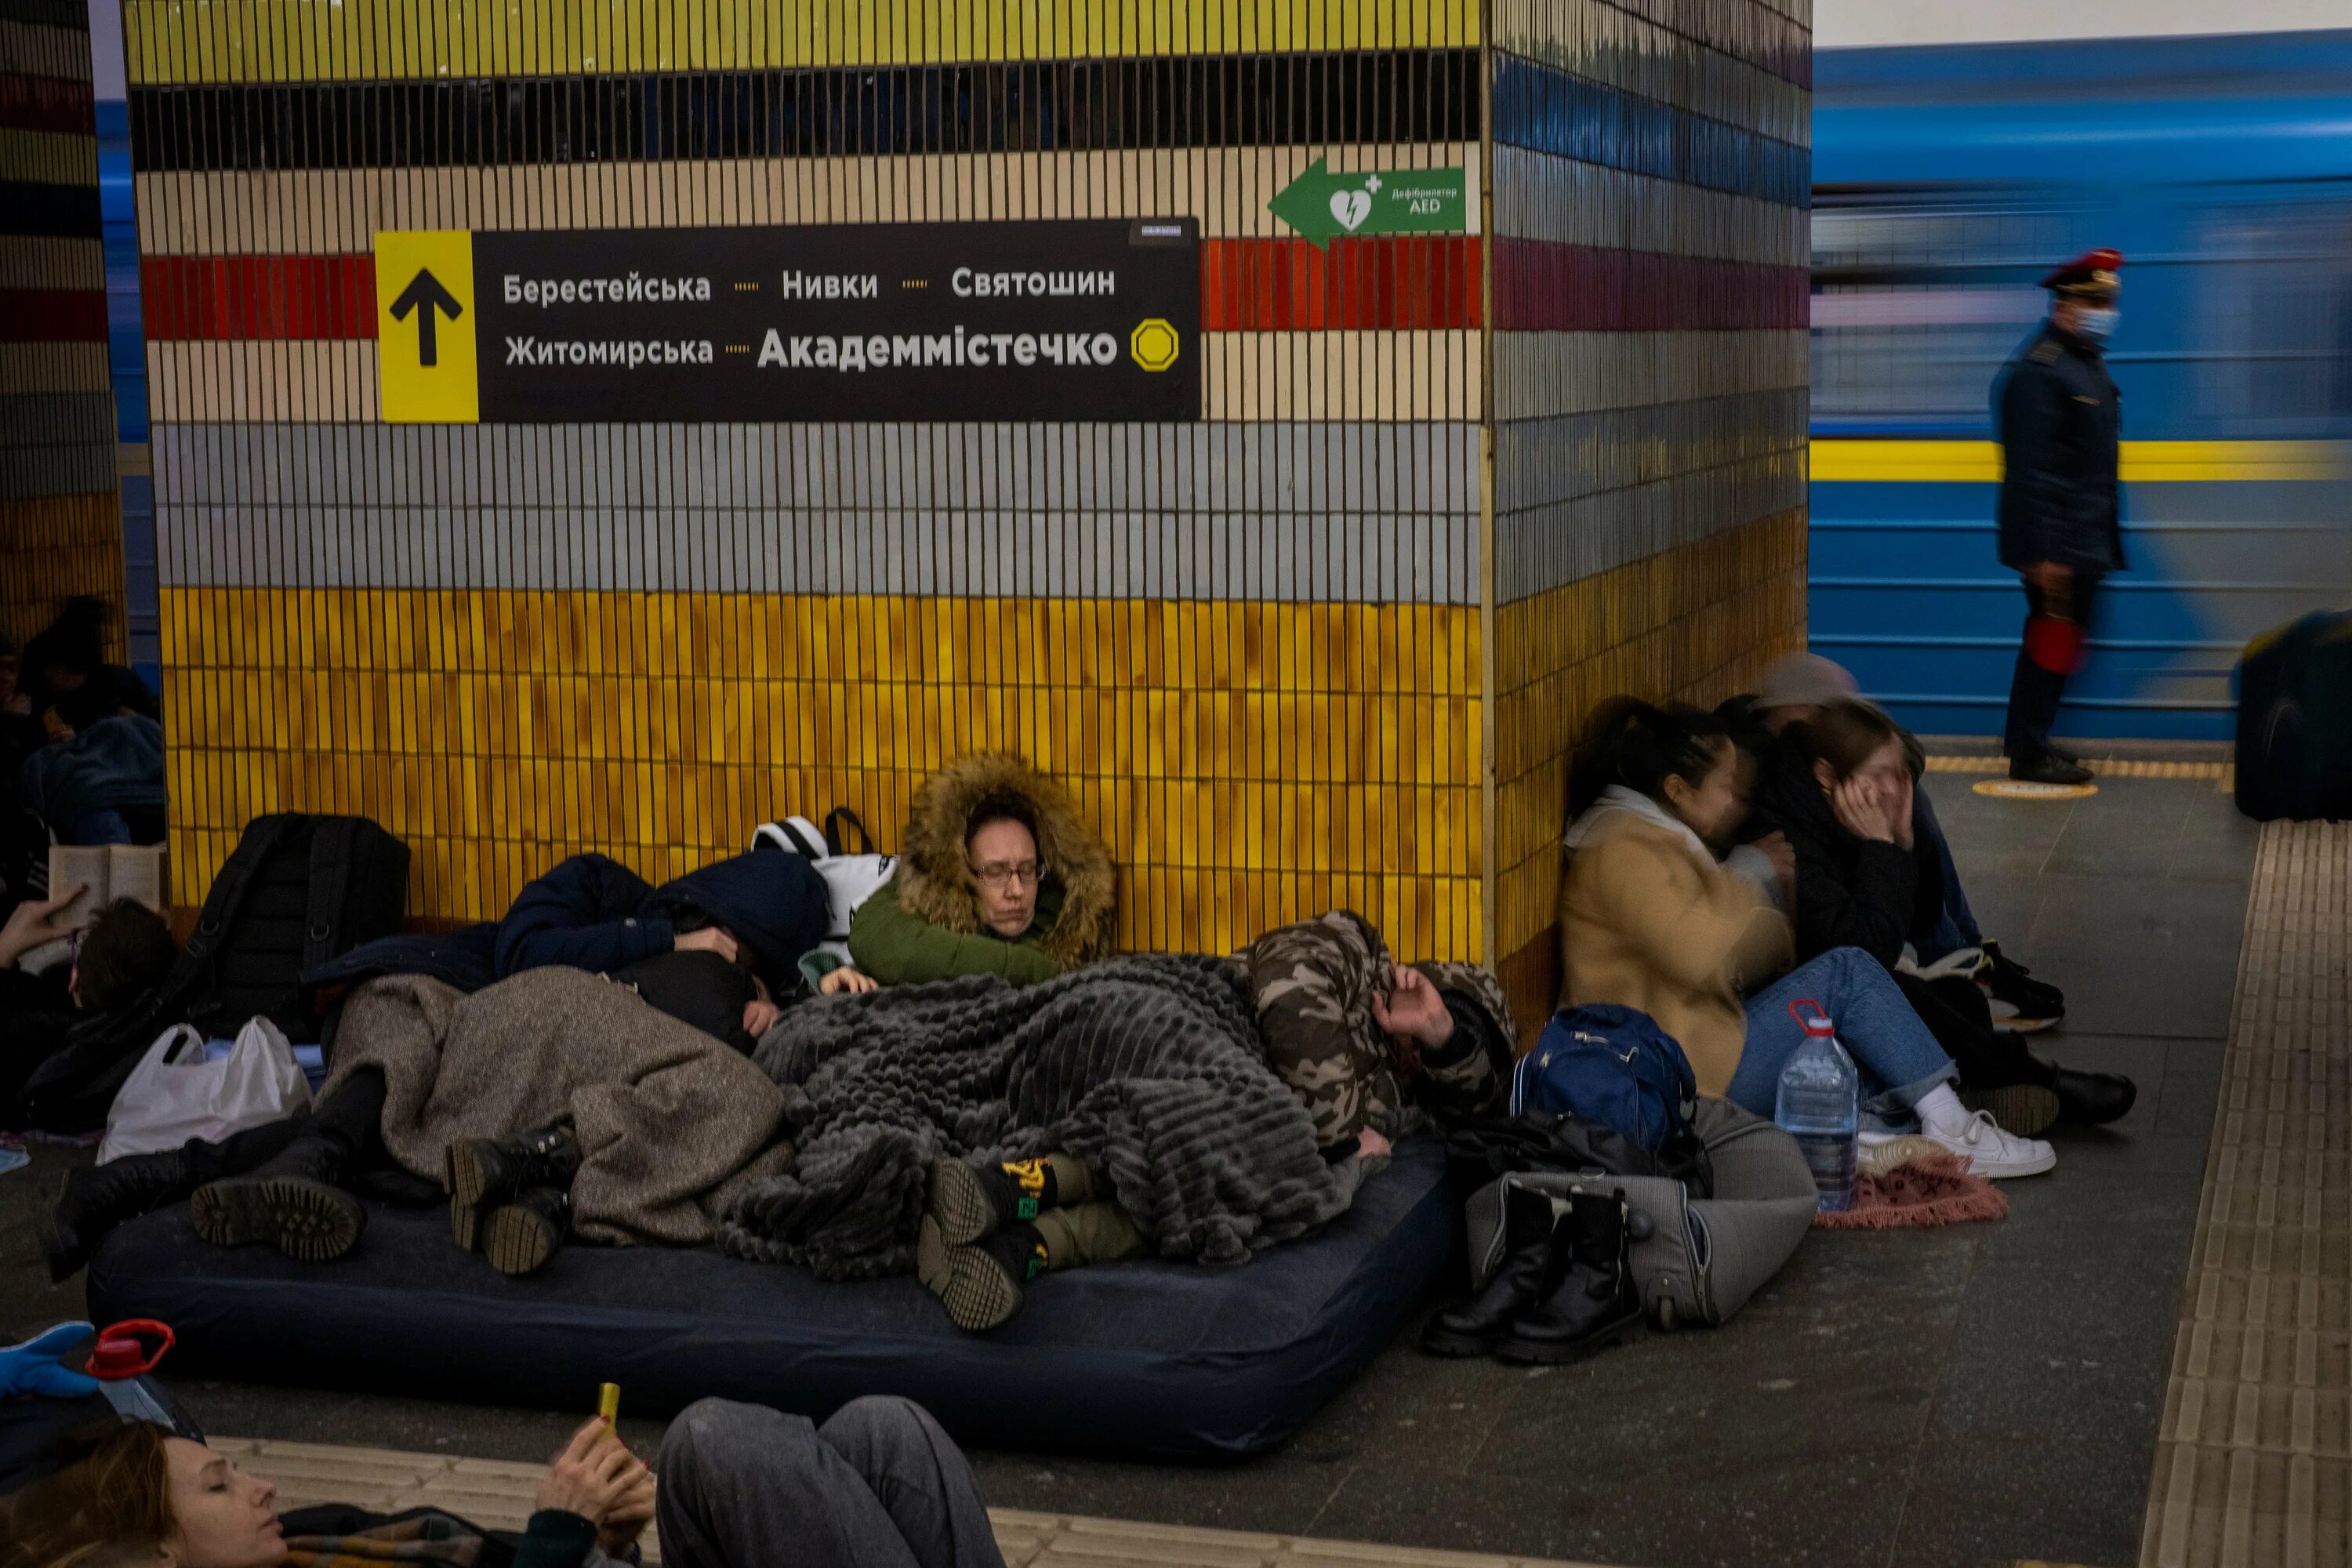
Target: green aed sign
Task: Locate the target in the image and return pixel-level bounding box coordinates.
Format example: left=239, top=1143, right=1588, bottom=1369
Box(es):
left=1267, top=157, right=1468, bottom=247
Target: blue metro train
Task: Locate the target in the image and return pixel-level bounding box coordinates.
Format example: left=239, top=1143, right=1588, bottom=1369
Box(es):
left=1809, top=27, right=2352, bottom=741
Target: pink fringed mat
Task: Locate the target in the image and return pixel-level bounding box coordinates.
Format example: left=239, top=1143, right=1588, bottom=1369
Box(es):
left=1813, top=1149, right=2009, bottom=1229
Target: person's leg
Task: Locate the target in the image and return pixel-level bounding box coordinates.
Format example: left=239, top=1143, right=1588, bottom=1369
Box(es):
left=2003, top=578, right=2065, bottom=762
left=1730, top=948, right=1957, bottom=1121
left=1033, top=1202, right=1145, bottom=1268
left=1911, top=786, right=1984, bottom=960
left=656, top=1396, right=1004, bottom=1568
left=1893, top=972, right=2048, bottom=1090
left=818, top=1397, right=1009, bottom=1568
left=63, top=809, right=132, bottom=846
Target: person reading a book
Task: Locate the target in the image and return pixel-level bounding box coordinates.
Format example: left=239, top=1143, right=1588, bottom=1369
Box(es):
left=0, top=891, right=178, bottom=1121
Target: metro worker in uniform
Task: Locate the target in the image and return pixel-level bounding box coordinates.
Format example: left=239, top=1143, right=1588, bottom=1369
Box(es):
left=1994, top=249, right=2125, bottom=787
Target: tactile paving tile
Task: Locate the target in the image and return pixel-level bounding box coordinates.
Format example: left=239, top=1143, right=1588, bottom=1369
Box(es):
left=220, top=1437, right=1610, bottom=1568
left=2143, top=820, right=2352, bottom=1568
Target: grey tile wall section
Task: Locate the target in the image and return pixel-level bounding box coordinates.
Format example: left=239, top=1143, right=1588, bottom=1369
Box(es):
left=1491, top=330, right=1807, bottom=422
left=1490, top=148, right=1808, bottom=266
left=0, top=447, right=115, bottom=500
left=0, top=344, right=112, bottom=397
left=1490, top=0, right=1812, bottom=147
left=0, top=391, right=115, bottom=447
left=1495, top=452, right=1806, bottom=602
left=154, top=421, right=1483, bottom=604
left=1494, top=388, right=1809, bottom=509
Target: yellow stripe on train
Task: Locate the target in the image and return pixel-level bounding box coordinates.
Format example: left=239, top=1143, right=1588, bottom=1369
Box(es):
left=1809, top=440, right=2350, bottom=484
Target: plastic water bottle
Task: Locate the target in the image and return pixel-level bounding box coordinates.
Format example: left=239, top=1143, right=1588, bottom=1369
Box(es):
left=1775, top=999, right=1859, bottom=1213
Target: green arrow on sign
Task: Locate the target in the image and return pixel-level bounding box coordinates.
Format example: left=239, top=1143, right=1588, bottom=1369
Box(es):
left=1266, top=157, right=1468, bottom=248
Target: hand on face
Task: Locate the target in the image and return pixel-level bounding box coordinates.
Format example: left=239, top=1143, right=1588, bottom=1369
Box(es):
left=1831, top=775, right=1898, bottom=844
left=163, top=1438, right=285, bottom=1568
left=1370, top=965, right=1455, bottom=1049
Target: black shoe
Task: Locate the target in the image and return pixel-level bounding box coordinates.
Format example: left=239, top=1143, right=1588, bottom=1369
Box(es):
left=925, top=1156, right=1086, bottom=1247
left=1956, top=1081, right=2062, bottom=1138
left=1423, top=1182, right=1559, bottom=1358
left=916, top=1215, right=1044, bottom=1332
left=1979, top=939, right=2065, bottom=1034
left=190, top=1131, right=366, bottom=1263
left=1498, top=1188, right=1643, bottom=1366
left=42, top=1148, right=194, bottom=1282
left=2009, top=753, right=2094, bottom=786
left=2052, top=1067, right=2137, bottom=1127
left=446, top=1123, right=582, bottom=1251
left=481, top=1186, right=572, bottom=1276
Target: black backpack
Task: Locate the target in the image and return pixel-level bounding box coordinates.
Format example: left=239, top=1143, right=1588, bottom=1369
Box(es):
left=2237, top=611, right=2352, bottom=822
left=13, top=815, right=410, bottom=1134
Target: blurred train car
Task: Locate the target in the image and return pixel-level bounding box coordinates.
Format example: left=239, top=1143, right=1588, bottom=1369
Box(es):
left=1809, top=26, right=2352, bottom=742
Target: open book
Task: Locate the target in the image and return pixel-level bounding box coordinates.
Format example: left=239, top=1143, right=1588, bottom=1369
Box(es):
left=49, top=843, right=167, bottom=929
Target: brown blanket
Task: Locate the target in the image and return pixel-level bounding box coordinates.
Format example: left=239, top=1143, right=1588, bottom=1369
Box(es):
left=322, top=969, right=790, bottom=1247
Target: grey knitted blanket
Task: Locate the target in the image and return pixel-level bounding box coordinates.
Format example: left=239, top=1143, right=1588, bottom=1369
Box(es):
left=718, top=955, right=1350, bottom=1279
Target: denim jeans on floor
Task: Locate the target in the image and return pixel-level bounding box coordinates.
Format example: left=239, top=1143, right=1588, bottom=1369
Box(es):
left=1912, top=786, right=1983, bottom=963
left=1727, top=946, right=1958, bottom=1123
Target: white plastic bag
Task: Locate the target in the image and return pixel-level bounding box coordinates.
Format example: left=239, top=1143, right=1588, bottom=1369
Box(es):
left=98, top=1016, right=314, bottom=1163
left=755, top=811, right=896, bottom=943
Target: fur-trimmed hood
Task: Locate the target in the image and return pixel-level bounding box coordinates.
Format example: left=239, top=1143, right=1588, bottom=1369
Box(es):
left=894, top=753, right=1116, bottom=967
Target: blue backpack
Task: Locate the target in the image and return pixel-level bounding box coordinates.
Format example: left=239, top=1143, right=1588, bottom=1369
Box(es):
left=1511, top=1004, right=1699, bottom=1153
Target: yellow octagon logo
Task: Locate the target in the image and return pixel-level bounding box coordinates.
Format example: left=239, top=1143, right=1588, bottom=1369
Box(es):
left=1130, top=318, right=1181, bottom=372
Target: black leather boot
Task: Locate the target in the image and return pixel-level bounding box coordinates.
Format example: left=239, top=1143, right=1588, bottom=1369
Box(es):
left=1422, top=1182, right=1559, bottom=1357
left=446, top=1123, right=582, bottom=1250
left=2053, top=1067, right=2137, bottom=1126
left=190, top=1132, right=366, bottom=1264
left=41, top=1147, right=196, bottom=1281
left=1499, top=1187, right=1643, bottom=1365
left=481, top=1186, right=572, bottom=1276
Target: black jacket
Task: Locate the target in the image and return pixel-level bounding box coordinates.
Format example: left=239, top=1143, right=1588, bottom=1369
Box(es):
left=1744, top=739, right=1943, bottom=970
left=1994, top=319, right=2124, bottom=575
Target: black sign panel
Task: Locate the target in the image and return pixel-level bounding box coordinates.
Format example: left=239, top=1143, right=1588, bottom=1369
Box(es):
left=471, top=218, right=1200, bottom=423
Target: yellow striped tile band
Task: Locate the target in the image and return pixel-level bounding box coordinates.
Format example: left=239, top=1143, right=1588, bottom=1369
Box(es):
left=125, top=0, right=1481, bottom=85
left=1809, top=439, right=2350, bottom=484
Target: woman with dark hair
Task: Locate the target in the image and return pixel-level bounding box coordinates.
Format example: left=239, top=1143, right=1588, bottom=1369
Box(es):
left=1557, top=699, right=2056, bottom=1178
left=1747, top=699, right=2133, bottom=1129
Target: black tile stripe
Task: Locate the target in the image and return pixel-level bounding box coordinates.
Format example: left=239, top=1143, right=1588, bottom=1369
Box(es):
left=0, top=0, right=86, bottom=31
left=128, top=49, right=1481, bottom=172
left=0, top=179, right=100, bottom=237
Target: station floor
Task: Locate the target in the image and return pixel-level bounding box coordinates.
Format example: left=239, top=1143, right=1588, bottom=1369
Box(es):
left=2, top=756, right=2330, bottom=1568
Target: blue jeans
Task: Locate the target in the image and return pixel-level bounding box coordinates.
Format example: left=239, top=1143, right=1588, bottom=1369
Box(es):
left=1912, top=787, right=1983, bottom=963
left=1727, top=947, right=1958, bottom=1123
left=65, top=809, right=133, bottom=845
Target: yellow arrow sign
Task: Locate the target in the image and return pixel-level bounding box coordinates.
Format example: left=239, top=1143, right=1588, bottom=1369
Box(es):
left=373, top=230, right=478, bottom=423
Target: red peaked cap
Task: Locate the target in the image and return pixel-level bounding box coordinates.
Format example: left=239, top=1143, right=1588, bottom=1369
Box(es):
left=2040, top=249, right=2123, bottom=297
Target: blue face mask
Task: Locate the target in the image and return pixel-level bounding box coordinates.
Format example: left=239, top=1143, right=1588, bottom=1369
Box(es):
left=2075, top=306, right=2119, bottom=342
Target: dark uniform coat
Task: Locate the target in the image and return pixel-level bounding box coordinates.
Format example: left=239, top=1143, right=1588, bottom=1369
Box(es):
left=1994, top=320, right=2125, bottom=575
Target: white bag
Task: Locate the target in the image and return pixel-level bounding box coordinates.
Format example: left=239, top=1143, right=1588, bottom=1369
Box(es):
left=755, top=809, right=897, bottom=945
left=98, top=1016, right=314, bottom=1163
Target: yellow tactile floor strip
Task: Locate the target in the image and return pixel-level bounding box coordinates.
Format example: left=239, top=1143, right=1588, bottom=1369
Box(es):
left=1924, top=756, right=2235, bottom=791
left=2141, top=819, right=2352, bottom=1568
left=214, top=1436, right=1607, bottom=1568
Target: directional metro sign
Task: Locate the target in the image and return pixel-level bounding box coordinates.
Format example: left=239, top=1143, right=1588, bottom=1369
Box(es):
left=374, top=230, right=479, bottom=422
left=369, top=219, right=1200, bottom=424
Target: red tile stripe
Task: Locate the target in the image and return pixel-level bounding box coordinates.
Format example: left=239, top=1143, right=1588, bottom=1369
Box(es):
left=1493, top=239, right=1807, bottom=332
left=0, top=288, right=106, bottom=342
left=1201, top=236, right=1481, bottom=331
left=141, top=254, right=378, bottom=340
left=143, top=238, right=1488, bottom=340
left=0, top=74, right=95, bottom=136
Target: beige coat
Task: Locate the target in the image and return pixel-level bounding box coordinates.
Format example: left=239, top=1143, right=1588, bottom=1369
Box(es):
left=1557, top=810, right=1795, bottom=1097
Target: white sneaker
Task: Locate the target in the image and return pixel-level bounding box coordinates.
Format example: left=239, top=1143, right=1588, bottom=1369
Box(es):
left=1922, top=1111, right=2056, bottom=1179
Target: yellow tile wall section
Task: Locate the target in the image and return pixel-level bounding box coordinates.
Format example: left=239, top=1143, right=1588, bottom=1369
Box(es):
left=126, top=0, right=1482, bottom=84
left=160, top=586, right=1484, bottom=962
left=0, top=493, right=128, bottom=660
left=1488, top=508, right=1809, bottom=1023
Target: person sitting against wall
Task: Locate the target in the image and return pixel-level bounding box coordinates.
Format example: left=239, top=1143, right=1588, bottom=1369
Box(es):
left=0, top=1389, right=1006, bottom=1568
left=1744, top=698, right=2136, bottom=1131
left=1558, top=697, right=2056, bottom=1178
left=836, top=753, right=1116, bottom=989
left=1720, top=652, right=2067, bottom=1032
left=17, top=599, right=159, bottom=749
left=0, top=892, right=178, bottom=1122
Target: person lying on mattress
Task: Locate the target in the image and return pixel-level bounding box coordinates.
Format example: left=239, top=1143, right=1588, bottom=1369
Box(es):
left=825, top=753, right=1116, bottom=990
left=0, top=1377, right=1007, bottom=1568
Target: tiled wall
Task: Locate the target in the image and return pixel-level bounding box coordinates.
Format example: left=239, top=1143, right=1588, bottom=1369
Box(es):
left=1, top=1, right=124, bottom=661
left=1486, top=0, right=1813, bottom=1022
left=127, top=0, right=1808, bottom=991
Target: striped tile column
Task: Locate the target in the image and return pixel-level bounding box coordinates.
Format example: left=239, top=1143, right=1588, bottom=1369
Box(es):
left=1, top=0, right=124, bottom=659
left=126, top=0, right=1808, bottom=987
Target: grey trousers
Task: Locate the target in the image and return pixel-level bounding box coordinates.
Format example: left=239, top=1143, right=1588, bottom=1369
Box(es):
left=656, top=1397, right=1007, bottom=1568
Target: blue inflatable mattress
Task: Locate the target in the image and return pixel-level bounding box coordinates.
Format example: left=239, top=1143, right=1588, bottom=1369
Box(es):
left=87, top=1140, right=1459, bottom=1460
